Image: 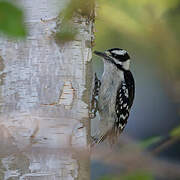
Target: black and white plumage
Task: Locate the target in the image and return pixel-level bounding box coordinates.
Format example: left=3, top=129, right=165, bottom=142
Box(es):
left=93, top=48, right=135, bottom=143
left=115, top=70, right=135, bottom=131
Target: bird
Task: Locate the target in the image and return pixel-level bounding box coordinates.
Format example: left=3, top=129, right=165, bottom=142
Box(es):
left=92, top=48, right=135, bottom=144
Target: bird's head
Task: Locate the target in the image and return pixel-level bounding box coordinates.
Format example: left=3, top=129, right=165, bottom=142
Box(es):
left=94, top=48, right=131, bottom=71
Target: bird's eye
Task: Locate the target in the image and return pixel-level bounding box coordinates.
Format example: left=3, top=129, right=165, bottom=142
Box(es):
left=111, top=53, right=118, bottom=58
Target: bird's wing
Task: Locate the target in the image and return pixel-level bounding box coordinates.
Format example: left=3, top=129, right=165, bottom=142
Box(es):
left=115, top=82, right=130, bottom=130
left=115, top=70, right=135, bottom=130
left=124, top=70, right=135, bottom=108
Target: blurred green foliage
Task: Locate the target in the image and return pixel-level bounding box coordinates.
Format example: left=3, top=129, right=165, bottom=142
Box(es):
left=0, top=1, right=26, bottom=38
left=94, top=0, right=180, bottom=156
left=170, top=125, right=180, bottom=137
left=61, top=0, right=95, bottom=21
left=95, top=0, right=180, bottom=81
left=140, top=124, right=180, bottom=149
left=98, top=171, right=154, bottom=180
left=140, top=136, right=162, bottom=148
left=56, top=0, right=95, bottom=43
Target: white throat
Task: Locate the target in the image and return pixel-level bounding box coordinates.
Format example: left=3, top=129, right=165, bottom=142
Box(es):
left=122, top=59, right=130, bottom=70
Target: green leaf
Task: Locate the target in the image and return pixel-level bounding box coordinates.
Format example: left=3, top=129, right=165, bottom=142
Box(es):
left=140, top=136, right=162, bottom=148
left=170, top=125, right=180, bottom=137
left=98, top=171, right=154, bottom=180
left=0, top=1, right=27, bottom=37
left=121, top=171, right=154, bottom=180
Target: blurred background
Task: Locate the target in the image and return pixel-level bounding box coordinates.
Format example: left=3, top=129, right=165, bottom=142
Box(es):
left=93, top=0, right=180, bottom=150
left=1, top=0, right=180, bottom=179
left=92, top=0, right=180, bottom=179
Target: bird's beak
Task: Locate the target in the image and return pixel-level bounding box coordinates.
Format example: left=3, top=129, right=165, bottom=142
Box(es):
left=94, top=51, right=109, bottom=59
left=94, top=50, right=114, bottom=65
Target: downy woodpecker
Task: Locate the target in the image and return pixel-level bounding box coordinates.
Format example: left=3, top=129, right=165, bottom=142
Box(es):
left=93, top=48, right=135, bottom=143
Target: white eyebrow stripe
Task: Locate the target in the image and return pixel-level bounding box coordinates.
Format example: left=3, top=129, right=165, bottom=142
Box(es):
left=112, top=50, right=127, bottom=55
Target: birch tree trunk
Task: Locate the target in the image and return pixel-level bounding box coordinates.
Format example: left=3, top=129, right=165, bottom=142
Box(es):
left=0, top=0, right=93, bottom=179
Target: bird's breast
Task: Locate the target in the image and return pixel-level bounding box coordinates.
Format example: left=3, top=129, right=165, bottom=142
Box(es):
left=98, top=67, right=124, bottom=117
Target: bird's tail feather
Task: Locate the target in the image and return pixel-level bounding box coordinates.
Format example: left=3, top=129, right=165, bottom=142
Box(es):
left=97, top=125, right=123, bottom=145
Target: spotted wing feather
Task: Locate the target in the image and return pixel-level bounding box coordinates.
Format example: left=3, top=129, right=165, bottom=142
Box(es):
left=115, top=70, right=135, bottom=131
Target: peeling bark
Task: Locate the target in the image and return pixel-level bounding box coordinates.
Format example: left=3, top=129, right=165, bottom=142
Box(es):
left=0, top=0, right=93, bottom=179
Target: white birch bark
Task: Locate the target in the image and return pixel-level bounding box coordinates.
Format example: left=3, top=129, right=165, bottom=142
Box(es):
left=0, top=0, right=93, bottom=179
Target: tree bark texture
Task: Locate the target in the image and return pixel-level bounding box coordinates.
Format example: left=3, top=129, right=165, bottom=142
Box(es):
left=0, top=0, right=93, bottom=179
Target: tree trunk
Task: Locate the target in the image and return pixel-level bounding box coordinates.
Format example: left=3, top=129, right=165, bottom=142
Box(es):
left=0, top=0, right=93, bottom=179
